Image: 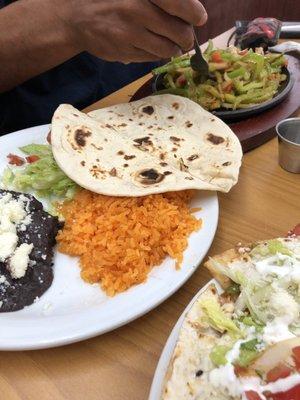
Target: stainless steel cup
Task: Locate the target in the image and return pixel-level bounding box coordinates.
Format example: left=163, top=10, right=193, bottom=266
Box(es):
left=276, top=118, right=300, bottom=173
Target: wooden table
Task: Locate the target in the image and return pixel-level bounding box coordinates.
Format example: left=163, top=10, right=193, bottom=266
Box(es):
left=1, top=29, right=300, bottom=400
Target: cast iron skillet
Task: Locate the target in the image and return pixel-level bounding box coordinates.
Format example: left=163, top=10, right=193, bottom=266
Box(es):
left=152, top=67, right=294, bottom=121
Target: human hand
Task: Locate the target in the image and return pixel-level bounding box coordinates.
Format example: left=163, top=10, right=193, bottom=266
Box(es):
left=61, top=0, right=207, bottom=63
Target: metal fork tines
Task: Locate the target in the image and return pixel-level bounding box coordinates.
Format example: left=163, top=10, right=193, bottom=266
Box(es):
left=190, top=28, right=209, bottom=79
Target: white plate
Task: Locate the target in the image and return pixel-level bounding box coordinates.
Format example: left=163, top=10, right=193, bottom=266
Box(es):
left=0, top=125, right=218, bottom=350
left=149, top=279, right=223, bottom=400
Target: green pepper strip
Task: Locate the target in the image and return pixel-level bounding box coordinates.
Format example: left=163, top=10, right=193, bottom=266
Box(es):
left=202, top=84, right=223, bottom=99
left=227, top=67, right=246, bottom=79
left=152, top=58, right=190, bottom=75
left=204, top=39, right=214, bottom=55
left=271, top=56, right=286, bottom=67
left=166, top=74, right=176, bottom=89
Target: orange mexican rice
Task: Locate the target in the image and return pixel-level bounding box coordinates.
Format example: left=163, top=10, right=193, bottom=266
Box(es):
left=56, top=189, right=201, bottom=295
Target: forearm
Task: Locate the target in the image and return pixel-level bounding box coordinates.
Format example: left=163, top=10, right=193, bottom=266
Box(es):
left=0, top=0, right=80, bottom=93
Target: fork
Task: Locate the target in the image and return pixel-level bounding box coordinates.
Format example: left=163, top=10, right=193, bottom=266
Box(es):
left=190, top=28, right=209, bottom=80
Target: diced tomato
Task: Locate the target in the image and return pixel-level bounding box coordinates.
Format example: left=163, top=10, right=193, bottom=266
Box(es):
left=7, top=153, right=25, bottom=166
left=264, top=383, right=300, bottom=400
left=288, top=224, right=300, bottom=237
left=292, top=346, right=300, bottom=370
left=266, top=364, right=292, bottom=383
left=175, top=74, right=186, bottom=87
left=223, top=82, right=233, bottom=93
left=234, top=364, right=248, bottom=376
left=25, top=155, right=39, bottom=163
left=245, top=390, right=263, bottom=400
left=211, top=51, right=223, bottom=63
left=47, top=131, right=51, bottom=144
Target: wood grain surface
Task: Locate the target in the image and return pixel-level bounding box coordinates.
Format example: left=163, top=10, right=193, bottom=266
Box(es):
left=1, top=29, right=300, bottom=400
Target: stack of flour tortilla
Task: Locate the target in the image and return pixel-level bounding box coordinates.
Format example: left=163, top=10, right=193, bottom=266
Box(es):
left=51, top=94, right=242, bottom=196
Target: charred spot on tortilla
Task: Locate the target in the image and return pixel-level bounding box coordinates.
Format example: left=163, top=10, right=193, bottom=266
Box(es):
left=91, top=143, right=103, bottom=151
left=123, top=164, right=129, bottom=168
left=185, top=176, right=194, bottom=180
left=124, top=155, right=136, bottom=160
left=117, top=123, right=127, bottom=127
left=164, top=171, right=172, bottom=176
left=211, top=286, right=217, bottom=294
left=170, top=136, right=181, bottom=143
left=222, top=161, right=232, bottom=166
left=160, top=162, right=168, bottom=167
left=74, top=128, right=92, bottom=147
left=133, top=136, right=152, bottom=146
left=109, top=168, right=117, bottom=177
left=80, top=161, right=85, bottom=167
left=147, top=125, right=153, bottom=129
left=138, top=122, right=145, bottom=126
left=195, top=370, right=203, bottom=377
left=207, top=133, right=225, bottom=145
left=159, top=153, right=166, bottom=160
left=187, top=154, right=199, bottom=162
left=117, top=150, right=124, bottom=156
left=179, top=158, right=189, bottom=172
left=135, top=169, right=164, bottom=185
left=185, top=121, right=193, bottom=128
left=172, top=102, right=179, bottom=110
left=46, top=131, right=51, bottom=144
left=167, top=116, right=174, bottom=120
left=172, top=147, right=178, bottom=152
left=90, top=165, right=104, bottom=178
left=72, top=113, right=79, bottom=117
left=210, top=118, right=216, bottom=122
left=142, top=105, right=154, bottom=115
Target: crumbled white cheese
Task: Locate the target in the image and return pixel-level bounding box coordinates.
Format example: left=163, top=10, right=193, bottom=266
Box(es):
left=0, top=232, right=18, bottom=261
left=0, top=275, right=6, bottom=284
left=9, top=243, right=33, bottom=279
left=209, top=364, right=242, bottom=397
left=0, top=193, right=33, bottom=279
left=262, top=316, right=296, bottom=346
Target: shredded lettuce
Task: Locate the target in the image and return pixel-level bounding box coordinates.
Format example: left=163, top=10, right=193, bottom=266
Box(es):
left=251, top=239, right=292, bottom=257
left=236, top=339, right=261, bottom=367
left=210, top=339, right=261, bottom=367
left=225, top=282, right=240, bottom=296
left=1, top=144, right=78, bottom=201
left=239, top=316, right=264, bottom=333
left=208, top=258, right=248, bottom=286
left=210, top=345, right=232, bottom=366
left=200, top=297, right=242, bottom=338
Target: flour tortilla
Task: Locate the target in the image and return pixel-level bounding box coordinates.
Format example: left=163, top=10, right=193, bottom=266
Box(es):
left=51, top=95, right=242, bottom=197
left=161, top=283, right=234, bottom=400
left=163, top=237, right=300, bottom=400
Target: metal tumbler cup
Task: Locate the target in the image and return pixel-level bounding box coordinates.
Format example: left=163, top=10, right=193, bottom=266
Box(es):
left=276, top=118, right=300, bottom=173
